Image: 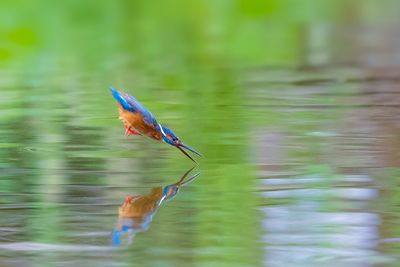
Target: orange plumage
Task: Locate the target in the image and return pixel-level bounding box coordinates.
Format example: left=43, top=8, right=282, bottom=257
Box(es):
left=117, top=104, right=162, bottom=140
left=118, top=187, right=163, bottom=219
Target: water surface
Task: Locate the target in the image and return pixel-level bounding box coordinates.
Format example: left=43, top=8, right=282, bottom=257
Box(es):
left=1, top=1, right=400, bottom=266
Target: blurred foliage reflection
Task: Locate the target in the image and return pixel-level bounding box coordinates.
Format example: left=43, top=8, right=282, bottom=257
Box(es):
left=1, top=1, right=400, bottom=267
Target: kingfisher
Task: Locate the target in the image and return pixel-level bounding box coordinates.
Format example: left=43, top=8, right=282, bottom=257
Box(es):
left=111, top=167, right=200, bottom=246
left=110, top=87, right=202, bottom=163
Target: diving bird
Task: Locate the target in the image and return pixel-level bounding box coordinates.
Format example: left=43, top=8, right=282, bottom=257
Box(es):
left=110, top=87, right=202, bottom=162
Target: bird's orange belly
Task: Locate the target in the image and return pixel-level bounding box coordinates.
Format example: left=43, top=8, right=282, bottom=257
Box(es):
left=118, top=106, right=162, bottom=141
left=118, top=187, right=163, bottom=218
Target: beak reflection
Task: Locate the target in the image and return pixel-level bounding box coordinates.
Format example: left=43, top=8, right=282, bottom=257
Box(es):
left=111, top=167, right=200, bottom=246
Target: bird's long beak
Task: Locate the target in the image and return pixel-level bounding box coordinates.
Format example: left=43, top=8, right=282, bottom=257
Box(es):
left=177, top=143, right=202, bottom=163
left=180, top=143, right=202, bottom=157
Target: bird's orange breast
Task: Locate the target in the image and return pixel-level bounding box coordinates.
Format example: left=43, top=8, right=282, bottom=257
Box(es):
left=118, top=187, right=163, bottom=218
left=117, top=105, right=162, bottom=141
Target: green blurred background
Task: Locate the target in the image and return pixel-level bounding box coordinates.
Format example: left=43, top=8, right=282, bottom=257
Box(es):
left=0, top=1, right=400, bottom=267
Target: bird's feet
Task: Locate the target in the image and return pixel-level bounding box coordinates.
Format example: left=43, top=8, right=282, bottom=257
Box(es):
left=124, top=126, right=139, bottom=136
left=124, top=195, right=134, bottom=204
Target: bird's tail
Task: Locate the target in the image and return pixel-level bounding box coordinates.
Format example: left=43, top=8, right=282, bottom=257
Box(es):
left=111, top=230, right=122, bottom=246
left=110, top=86, right=132, bottom=111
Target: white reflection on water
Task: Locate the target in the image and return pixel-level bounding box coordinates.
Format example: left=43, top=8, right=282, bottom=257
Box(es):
left=260, top=175, right=394, bottom=267
left=0, top=242, right=115, bottom=252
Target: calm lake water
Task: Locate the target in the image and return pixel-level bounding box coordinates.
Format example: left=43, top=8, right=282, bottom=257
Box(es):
left=1, top=1, right=400, bottom=267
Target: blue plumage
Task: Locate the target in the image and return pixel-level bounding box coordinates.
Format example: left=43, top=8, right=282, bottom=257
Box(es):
left=110, top=87, right=134, bottom=112
left=110, top=87, right=158, bottom=127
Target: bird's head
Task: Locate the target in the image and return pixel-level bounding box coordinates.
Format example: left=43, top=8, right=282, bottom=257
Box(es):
left=158, top=125, right=202, bottom=162
left=162, top=166, right=200, bottom=201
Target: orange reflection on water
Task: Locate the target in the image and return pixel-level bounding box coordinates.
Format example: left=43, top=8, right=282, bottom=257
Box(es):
left=111, top=167, right=199, bottom=246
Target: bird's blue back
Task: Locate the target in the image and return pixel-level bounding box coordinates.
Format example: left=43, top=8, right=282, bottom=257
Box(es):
left=110, top=87, right=158, bottom=127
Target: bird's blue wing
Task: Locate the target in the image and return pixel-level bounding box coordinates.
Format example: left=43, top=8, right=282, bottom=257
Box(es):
left=110, top=87, right=158, bottom=127
left=125, top=94, right=158, bottom=127
left=110, top=87, right=135, bottom=112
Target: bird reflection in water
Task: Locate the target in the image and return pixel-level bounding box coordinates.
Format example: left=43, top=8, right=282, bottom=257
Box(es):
left=111, top=167, right=200, bottom=246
